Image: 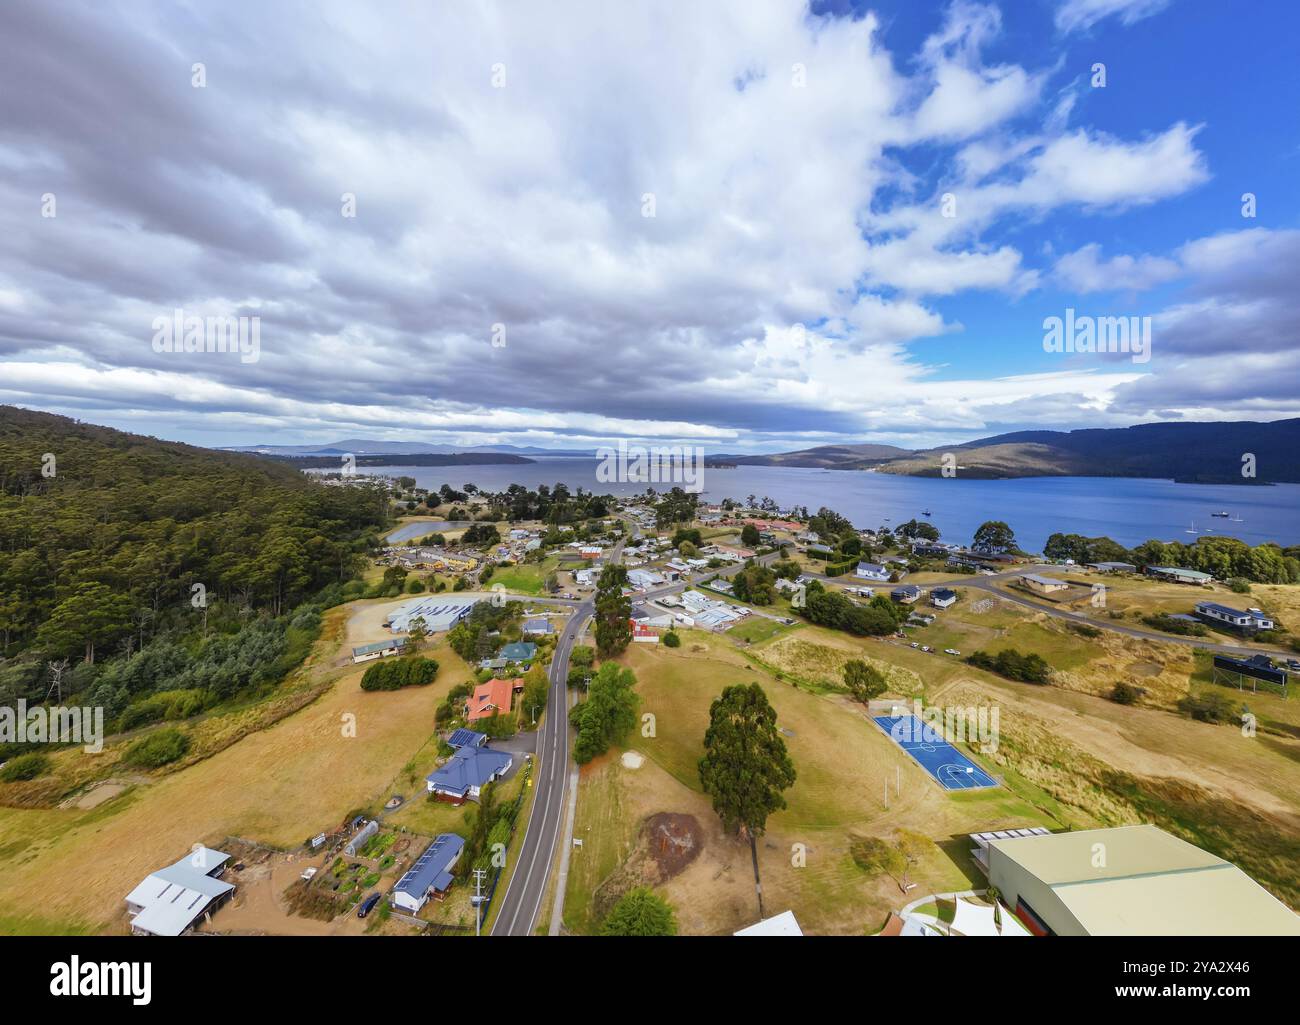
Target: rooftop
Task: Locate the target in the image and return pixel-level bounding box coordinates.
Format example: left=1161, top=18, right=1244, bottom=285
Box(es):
left=393, top=833, right=465, bottom=900
left=427, top=745, right=513, bottom=796
left=990, top=825, right=1300, bottom=936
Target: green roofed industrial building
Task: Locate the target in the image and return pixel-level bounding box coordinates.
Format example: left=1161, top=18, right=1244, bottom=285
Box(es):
left=976, top=824, right=1300, bottom=936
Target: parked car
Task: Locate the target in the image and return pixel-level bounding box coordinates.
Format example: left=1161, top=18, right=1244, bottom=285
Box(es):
left=910, top=642, right=919, bottom=648
left=920, top=645, right=933, bottom=653
left=944, top=648, right=961, bottom=656
left=357, top=893, right=382, bottom=918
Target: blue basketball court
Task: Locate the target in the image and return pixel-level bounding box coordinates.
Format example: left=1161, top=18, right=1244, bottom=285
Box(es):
left=873, top=714, right=998, bottom=790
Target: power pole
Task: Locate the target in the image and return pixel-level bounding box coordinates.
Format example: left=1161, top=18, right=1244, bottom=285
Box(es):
left=472, top=868, right=486, bottom=936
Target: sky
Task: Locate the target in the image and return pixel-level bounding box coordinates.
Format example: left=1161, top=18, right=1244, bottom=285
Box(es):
left=1, top=0, right=1297, bottom=454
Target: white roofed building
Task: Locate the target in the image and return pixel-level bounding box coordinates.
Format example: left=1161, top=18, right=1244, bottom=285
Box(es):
left=125, top=846, right=234, bottom=936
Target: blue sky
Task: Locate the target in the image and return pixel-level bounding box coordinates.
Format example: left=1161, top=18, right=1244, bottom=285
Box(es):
left=1, top=0, right=1298, bottom=452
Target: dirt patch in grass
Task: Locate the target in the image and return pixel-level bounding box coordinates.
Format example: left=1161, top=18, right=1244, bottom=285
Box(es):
left=591, top=812, right=704, bottom=920
left=644, top=813, right=703, bottom=879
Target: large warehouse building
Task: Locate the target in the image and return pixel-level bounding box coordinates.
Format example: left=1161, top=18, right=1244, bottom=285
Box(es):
left=385, top=597, right=478, bottom=634
left=979, top=825, right=1300, bottom=936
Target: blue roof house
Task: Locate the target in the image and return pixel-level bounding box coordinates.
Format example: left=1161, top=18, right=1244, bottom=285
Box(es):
left=500, top=641, right=537, bottom=663
left=390, top=834, right=465, bottom=913
left=427, top=744, right=513, bottom=804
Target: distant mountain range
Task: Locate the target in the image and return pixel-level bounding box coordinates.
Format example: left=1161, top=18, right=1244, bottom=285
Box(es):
left=226, top=419, right=1300, bottom=484
left=223, top=439, right=594, bottom=457
left=708, top=419, right=1300, bottom=484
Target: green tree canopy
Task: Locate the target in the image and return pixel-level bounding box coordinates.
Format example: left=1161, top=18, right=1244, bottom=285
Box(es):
left=698, top=682, right=795, bottom=919
left=599, top=888, right=677, bottom=936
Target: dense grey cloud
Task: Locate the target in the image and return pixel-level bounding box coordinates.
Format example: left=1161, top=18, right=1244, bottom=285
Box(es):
left=0, top=0, right=1287, bottom=451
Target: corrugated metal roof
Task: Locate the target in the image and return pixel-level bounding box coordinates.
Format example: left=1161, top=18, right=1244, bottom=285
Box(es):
left=394, top=834, right=465, bottom=901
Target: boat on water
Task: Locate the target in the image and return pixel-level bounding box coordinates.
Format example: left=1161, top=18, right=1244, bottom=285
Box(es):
left=1185, top=520, right=1199, bottom=534
left=922, top=509, right=932, bottom=516
left=1211, top=511, right=1230, bottom=517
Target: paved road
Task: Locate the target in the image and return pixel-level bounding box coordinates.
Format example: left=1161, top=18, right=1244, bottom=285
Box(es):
left=490, top=593, right=591, bottom=935
left=489, top=539, right=626, bottom=936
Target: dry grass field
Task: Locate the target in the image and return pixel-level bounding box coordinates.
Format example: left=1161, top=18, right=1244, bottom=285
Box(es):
left=564, top=604, right=1300, bottom=934
left=0, top=610, right=474, bottom=934
left=563, top=631, right=1060, bottom=935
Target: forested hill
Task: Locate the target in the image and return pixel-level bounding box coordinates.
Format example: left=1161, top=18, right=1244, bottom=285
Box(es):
left=711, top=419, right=1300, bottom=483
left=0, top=406, right=388, bottom=661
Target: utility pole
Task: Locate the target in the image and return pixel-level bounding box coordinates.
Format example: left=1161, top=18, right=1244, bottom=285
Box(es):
left=472, top=868, right=486, bottom=936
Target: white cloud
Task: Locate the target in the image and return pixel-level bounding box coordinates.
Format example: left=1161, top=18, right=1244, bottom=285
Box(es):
left=1054, top=243, right=1181, bottom=293
left=1055, top=0, right=1172, bottom=33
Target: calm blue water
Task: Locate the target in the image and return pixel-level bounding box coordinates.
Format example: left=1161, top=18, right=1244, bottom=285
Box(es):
left=385, top=520, right=465, bottom=542
left=346, top=458, right=1300, bottom=550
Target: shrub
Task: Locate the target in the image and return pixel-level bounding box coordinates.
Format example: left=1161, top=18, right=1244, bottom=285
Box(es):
left=662, top=630, right=681, bottom=648
left=966, top=648, right=1052, bottom=684
left=1178, top=691, right=1236, bottom=724
left=360, top=656, right=439, bottom=691
left=1143, top=613, right=1208, bottom=637
left=124, top=728, right=190, bottom=768
left=1227, top=577, right=1252, bottom=593
left=1110, top=681, right=1142, bottom=705
left=599, top=888, right=677, bottom=936
left=0, top=752, right=49, bottom=782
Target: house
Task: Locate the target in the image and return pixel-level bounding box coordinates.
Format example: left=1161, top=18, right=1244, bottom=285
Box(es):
left=574, top=569, right=595, bottom=587
left=351, top=637, right=408, bottom=664
left=125, top=847, right=235, bottom=936
left=1086, top=561, right=1136, bottom=573
left=630, top=621, right=660, bottom=643
left=977, top=825, right=1300, bottom=936
left=734, top=909, right=803, bottom=936
left=930, top=587, right=958, bottom=609
left=891, top=585, right=921, bottom=604
left=522, top=617, right=553, bottom=635
left=774, top=578, right=802, bottom=595
left=509, top=529, right=530, bottom=540
left=579, top=545, right=603, bottom=559
left=709, top=578, right=734, bottom=594
left=1146, top=566, right=1214, bottom=585
left=627, top=569, right=665, bottom=590
left=1018, top=573, right=1069, bottom=595
left=1193, top=601, right=1274, bottom=633
left=911, top=541, right=959, bottom=558
left=713, top=544, right=756, bottom=560
left=466, top=677, right=523, bottom=722
left=426, top=744, right=514, bottom=803
left=665, top=559, right=691, bottom=574
left=391, top=834, right=465, bottom=912
left=500, top=641, right=537, bottom=663
left=855, top=562, right=891, bottom=581
left=806, top=543, right=835, bottom=557
left=446, top=728, right=487, bottom=748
